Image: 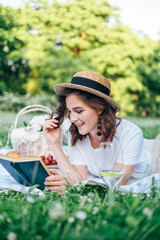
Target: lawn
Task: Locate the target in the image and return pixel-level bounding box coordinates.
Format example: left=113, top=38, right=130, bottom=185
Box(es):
left=0, top=112, right=160, bottom=240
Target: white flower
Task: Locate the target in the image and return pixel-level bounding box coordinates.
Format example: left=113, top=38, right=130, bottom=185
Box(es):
left=92, top=207, right=99, bottom=215
left=29, top=115, right=48, bottom=127
left=49, top=203, right=64, bottom=219
left=7, top=232, right=17, bottom=240
left=76, top=187, right=81, bottom=192
left=68, top=217, right=75, bottom=223
left=102, top=220, right=107, bottom=225
left=31, top=123, right=42, bottom=131
left=26, top=195, right=35, bottom=203
left=87, top=198, right=92, bottom=203
left=0, top=215, right=4, bottom=220
left=80, top=196, right=88, bottom=203
left=143, top=207, right=153, bottom=217
left=75, top=211, right=87, bottom=220
left=11, top=128, right=41, bottom=146
left=87, top=192, right=95, bottom=199
left=25, top=126, right=31, bottom=131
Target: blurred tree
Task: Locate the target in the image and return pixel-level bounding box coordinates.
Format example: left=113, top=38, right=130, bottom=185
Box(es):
left=1, top=0, right=159, bottom=116
left=135, top=46, right=160, bottom=116
left=0, top=5, right=29, bottom=94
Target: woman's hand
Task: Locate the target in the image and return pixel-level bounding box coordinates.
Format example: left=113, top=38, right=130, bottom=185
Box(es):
left=43, top=119, right=61, bottom=145
left=44, top=170, right=67, bottom=194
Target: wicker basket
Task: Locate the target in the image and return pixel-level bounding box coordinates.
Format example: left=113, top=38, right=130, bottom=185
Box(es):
left=8, top=105, right=55, bottom=157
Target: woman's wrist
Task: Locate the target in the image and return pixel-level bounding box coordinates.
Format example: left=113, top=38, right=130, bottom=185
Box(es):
left=51, top=141, right=61, bottom=150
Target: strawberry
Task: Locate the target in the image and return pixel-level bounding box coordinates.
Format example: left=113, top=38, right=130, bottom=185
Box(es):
left=51, top=160, right=56, bottom=165
left=47, top=155, right=53, bottom=162
left=40, top=155, right=45, bottom=161
left=44, top=159, right=50, bottom=165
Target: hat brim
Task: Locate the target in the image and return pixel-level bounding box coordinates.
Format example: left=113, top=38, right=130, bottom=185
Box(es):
left=53, top=83, right=121, bottom=112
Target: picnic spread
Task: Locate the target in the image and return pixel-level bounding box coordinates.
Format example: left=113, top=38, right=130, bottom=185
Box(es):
left=0, top=104, right=160, bottom=195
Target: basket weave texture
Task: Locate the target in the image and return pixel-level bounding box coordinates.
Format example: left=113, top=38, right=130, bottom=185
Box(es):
left=12, top=133, right=54, bottom=157
left=9, top=105, right=54, bottom=157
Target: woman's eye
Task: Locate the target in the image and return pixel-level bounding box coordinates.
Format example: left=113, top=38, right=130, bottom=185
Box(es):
left=76, top=110, right=83, bottom=114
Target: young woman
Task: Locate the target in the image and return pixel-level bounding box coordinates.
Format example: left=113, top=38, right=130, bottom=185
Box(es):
left=43, top=71, right=160, bottom=192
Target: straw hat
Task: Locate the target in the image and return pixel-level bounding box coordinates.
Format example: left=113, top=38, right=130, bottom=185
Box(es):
left=54, top=71, right=121, bottom=112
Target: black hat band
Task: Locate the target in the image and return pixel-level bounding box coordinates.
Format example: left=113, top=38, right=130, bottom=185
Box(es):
left=71, top=77, right=110, bottom=96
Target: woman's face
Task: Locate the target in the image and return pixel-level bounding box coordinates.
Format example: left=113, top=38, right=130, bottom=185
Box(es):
left=66, top=93, right=100, bottom=136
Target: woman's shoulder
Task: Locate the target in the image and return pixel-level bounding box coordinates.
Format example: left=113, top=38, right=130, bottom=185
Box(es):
left=116, top=118, right=143, bottom=136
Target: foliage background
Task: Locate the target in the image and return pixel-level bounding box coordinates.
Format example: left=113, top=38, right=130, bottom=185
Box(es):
left=0, top=0, right=160, bottom=116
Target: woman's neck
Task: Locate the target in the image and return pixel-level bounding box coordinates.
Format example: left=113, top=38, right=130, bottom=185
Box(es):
left=89, top=134, right=102, bottom=149
left=89, top=134, right=112, bottom=149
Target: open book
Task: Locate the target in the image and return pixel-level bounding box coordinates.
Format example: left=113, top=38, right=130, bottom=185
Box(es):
left=0, top=155, right=51, bottom=190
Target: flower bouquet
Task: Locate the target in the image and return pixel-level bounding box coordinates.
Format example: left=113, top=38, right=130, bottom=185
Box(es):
left=8, top=105, right=71, bottom=159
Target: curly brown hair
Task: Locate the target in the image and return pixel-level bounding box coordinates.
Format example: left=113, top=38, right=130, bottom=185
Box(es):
left=55, top=88, right=121, bottom=146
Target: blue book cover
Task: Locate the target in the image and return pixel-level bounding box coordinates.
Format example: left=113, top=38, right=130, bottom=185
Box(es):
left=0, top=156, right=51, bottom=190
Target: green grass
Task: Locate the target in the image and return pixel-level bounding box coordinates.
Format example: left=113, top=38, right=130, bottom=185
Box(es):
left=0, top=185, right=160, bottom=240
left=0, top=112, right=160, bottom=239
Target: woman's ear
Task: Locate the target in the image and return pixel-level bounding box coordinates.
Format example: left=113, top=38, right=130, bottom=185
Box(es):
left=98, top=108, right=104, bottom=115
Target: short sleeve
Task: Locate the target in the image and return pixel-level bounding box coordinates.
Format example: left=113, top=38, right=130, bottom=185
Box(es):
left=116, top=122, right=147, bottom=165
left=68, top=132, right=86, bottom=165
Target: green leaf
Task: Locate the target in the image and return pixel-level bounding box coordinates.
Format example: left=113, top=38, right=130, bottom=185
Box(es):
left=23, top=121, right=28, bottom=127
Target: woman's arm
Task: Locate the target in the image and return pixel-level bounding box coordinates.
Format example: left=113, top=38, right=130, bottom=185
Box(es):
left=114, top=163, right=135, bottom=185
left=43, top=119, right=87, bottom=185
left=50, top=142, right=87, bottom=184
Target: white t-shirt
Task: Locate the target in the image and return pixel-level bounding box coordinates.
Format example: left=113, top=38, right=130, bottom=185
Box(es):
left=68, top=119, right=152, bottom=184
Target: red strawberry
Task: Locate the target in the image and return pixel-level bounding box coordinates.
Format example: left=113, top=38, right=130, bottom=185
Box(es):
left=47, top=155, right=53, bottom=162
left=51, top=160, right=56, bottom=165
left=44, top=159, right=50, bottom=165
left=40, top=155, right=45, bottom=161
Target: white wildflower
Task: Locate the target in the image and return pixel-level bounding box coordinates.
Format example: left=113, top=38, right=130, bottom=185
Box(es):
left=80, top=196, right=88, bottom=203
left=92, top=207, right=99, bottom=215
left=49, top=203, right=64, bottom=219
left=7, top=218, right=12, bottom=223
left=76, top=186, right=81, bottom=192
left=87, top=192, right=95, bottom=199
left=26, top=195, right=35, bottom=203
left=0, top=215, right=4, bottom=220
left=102, top=220, right=107, bottom=225
left=87, top=198, right=92, bottom=203
left=68, top=217, right=75, bottom=223
left=143, top=207, right=153, bottom=218
left=7, top=232, right=17, bottom=240
left=75, top=211, right=87, bottom=220
left=3, top=46, right=9, bottom=53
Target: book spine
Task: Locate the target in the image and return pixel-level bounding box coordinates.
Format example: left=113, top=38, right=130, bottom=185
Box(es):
left=10, top=162, right=32, bottom=186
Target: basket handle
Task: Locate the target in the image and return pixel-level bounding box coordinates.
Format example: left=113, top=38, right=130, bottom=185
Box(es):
left=6, top=105, right=53, bottom=147
left=13, top=104, right=53, bottom=129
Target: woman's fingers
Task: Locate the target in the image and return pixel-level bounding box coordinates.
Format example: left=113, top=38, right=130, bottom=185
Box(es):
left=44, top=180, right=65, bottom=186
left=44, top=121, right=58, bottom=129
left=45, top=174, right=62, bottom=182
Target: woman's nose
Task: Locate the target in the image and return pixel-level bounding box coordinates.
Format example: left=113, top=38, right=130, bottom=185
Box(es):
left=69, top=112, right=78, bottom=122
